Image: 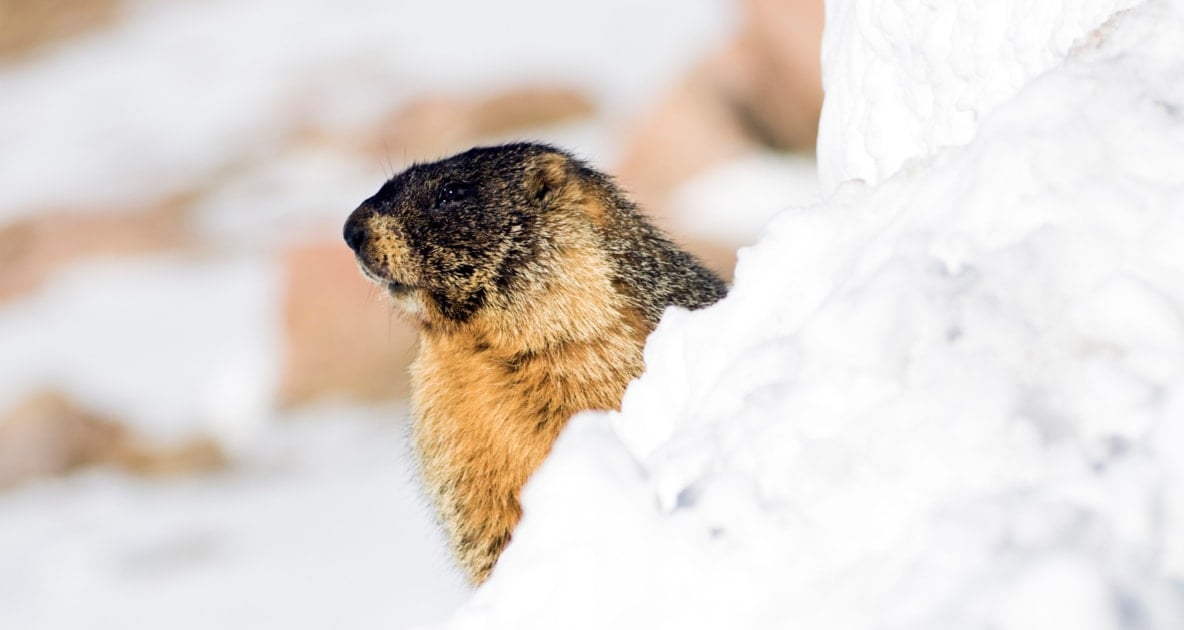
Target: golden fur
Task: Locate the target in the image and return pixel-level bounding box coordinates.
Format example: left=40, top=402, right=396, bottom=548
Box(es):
left=343, top=144, right=725, bottom=583
left=410, top=176, right=646, bottom=583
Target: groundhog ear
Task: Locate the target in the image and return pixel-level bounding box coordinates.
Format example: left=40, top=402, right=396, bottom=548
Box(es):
left=524, top=153, right=570, bottom=202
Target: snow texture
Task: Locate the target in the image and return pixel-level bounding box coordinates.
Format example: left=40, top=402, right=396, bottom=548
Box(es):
left=816, top=0, right=1142, bottom=194
left=445, top=1, right=1184, bottom=628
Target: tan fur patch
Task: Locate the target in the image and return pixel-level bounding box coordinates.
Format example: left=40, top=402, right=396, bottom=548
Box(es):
left=411, top=233, right=647, bottom=583
left=343, top=143, right=726, bottom=585
left=525, top=152, right=614, bottom=226
left=363, top=214, right=418, bottom=286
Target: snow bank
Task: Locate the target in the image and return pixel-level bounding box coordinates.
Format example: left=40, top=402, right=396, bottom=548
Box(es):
left=442, top=1, right=1184, bottom=628
left=816, top=0, right=1142, bottom=193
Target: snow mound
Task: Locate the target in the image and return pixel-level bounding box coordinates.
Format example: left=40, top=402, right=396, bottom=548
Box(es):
left=441, top=0, right=1184, bottom=628
left=816, top=0, right=1142, bottom=193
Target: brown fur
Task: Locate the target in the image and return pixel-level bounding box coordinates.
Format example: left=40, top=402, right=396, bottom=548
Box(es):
left=343, top=143, right=725, bottom=583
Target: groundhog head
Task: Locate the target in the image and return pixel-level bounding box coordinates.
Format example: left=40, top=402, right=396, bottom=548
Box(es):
left=343, top=143, right=596, bottom=324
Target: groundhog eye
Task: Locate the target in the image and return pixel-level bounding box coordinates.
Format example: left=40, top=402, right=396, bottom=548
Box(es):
left=439, top=181, right=474, bottom=205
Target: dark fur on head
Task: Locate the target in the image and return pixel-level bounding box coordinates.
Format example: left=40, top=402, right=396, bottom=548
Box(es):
left=343, top=143, right=726, bottom=583
left=344, top=142, right=726, bottom=327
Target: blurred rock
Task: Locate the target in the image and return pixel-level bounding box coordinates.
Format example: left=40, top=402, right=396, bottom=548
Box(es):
left=613, top=64, right=745, bottom=280
left=0, top=0, right=121, bottom=60
left=277, top=238, right=416, bottom=407
left=363, top=86, right=596, bottom=161
left=0, top=391, right=225, bottom=489
left=616, top=61, right=756, bottom=223
left=615, top=0, right=823, bottom=271
left=726, top=0, right=825, bottom=151
left=0, top=197, right=193, bottom=303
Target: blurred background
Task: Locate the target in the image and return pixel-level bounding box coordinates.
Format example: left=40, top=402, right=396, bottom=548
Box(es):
left=0, top=0, right=822, bottom=627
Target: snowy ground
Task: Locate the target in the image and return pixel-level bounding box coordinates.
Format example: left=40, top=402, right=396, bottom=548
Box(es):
left=0, top=407, right=468, bottom=630
left=444, top=1, right=1184, bottom=628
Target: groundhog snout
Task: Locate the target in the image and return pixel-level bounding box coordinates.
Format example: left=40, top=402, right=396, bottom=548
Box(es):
left=343, top=211, right=368, bottom=253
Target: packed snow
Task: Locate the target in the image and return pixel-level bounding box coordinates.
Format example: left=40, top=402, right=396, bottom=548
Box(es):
left=445, top=1, right=1184, bottom=628
left=816, top=0, right=1142, bottom=193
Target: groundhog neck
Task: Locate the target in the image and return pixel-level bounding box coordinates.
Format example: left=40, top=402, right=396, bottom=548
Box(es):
left=409, top=288, right=648, bottom=583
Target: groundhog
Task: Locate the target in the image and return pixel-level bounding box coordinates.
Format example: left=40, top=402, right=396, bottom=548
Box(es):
left=343, top=142, right=726, bottom=584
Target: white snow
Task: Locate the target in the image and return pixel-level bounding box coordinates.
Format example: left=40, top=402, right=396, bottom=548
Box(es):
left=444, top=0, right=1184, bottom=628
left=816, top=0, right=1143, bottom=194
left=670, top=152, right=820, bottom=246
left=0, top=408, right=471, bottom=630
left=0, top=256, right=281, bottom=443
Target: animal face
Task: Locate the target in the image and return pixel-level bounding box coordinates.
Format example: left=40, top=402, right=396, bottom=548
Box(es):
left=343, top=144, right=573, bottom=323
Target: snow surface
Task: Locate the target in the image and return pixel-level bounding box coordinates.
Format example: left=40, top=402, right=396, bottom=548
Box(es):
left=0, top=408, right=471, bottom=630
left=816, top=0, right=1142, bottom=194
left=0, top=256, right=280, bottom=444
left=444, top=1, right=1184, bottom=628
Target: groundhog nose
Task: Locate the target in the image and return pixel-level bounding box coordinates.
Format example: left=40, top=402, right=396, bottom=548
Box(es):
left=343, top=219, right=366, bottom=252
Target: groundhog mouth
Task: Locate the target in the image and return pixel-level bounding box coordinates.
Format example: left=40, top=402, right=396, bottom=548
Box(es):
left=356, top=258, right=415, bottom=295
left=386, top=280, right=413, bottom=295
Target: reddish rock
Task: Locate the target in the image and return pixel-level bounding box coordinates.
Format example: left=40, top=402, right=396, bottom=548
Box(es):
left=0, top=198, right=193, bottom=303
left=615, top=62, right=757, bottom=223
left=361, top=86, right=597, bottom=162
left=0, top=391, right=225, bottom=489
left=726, top=0, right=826, bottom=150
left=615, top=0, right=824, bottom=276
left=277, top=238, right=417, bottom=407
left=0, top=0, right=122, bottom=60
